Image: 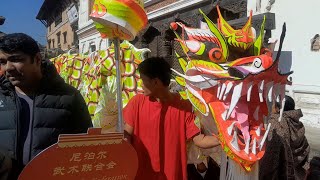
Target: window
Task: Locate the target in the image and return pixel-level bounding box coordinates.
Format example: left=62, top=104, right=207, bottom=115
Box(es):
left=311, top=34, right=320, bottom=52
left=57, top=32, right=61, bottom=45
left=90, top=44, right=96, bottom=53
left=49, top=25, right=51, bottom=32
left=52, top=39, right=55, bottom=48
left=55, top=13, right=62, bottom=26
left=63, top=32, right=67, bottom=44
left=48, top=39, right=51, bottom=49
left=81, top=43, right=86, bottom=53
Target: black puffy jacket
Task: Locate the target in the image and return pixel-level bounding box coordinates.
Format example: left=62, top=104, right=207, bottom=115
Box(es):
left=0, top=60, right=92, bottom=175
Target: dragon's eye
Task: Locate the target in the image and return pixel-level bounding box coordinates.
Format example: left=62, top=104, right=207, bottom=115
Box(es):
left=252, top=58, right=262, bottom=68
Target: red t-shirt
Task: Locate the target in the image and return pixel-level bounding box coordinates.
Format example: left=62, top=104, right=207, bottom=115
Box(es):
left=124, top=94, right=200, bottom=180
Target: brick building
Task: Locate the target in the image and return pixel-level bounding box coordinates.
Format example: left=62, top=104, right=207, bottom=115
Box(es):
left=36, top=0, right=79, bottom=52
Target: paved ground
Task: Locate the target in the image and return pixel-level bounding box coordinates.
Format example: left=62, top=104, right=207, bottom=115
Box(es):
left=304, top=125, right=320, bottom=159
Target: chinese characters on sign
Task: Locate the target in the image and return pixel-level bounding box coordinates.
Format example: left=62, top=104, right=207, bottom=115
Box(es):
left=53, top=151, right=116, bottom=176
left=91, top=175, right=128, bottom=180
left=19, top=130, right=138, bottom=180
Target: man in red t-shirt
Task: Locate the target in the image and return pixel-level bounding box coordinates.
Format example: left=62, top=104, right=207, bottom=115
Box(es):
left=124, top=57, right=219, bottom=180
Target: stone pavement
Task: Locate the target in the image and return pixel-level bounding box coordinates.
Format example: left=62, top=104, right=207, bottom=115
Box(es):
left=304, top=125, right=320, bottom=159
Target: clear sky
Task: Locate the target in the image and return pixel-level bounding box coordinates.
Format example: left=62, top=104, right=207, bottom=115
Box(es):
left=0, top=0, right=46, bottom=45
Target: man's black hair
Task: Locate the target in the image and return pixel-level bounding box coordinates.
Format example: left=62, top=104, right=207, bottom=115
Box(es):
left=138, top=57, right=172, bottom=86
left=0, top=33, right=40, bottom=62
left=276, top=95, right=295, bottom=111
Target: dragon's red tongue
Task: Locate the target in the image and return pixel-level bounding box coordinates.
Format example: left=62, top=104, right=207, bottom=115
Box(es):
left=221, top=100, right=250, bottom=144
left=232, top=101, right=250, bottom=141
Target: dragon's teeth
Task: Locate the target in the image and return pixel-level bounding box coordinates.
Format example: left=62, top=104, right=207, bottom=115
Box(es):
left=226, top=82, right=243, bottom=120
left=223, top=82, right=233, bottom=101
left=217, top=83, right=221, bottom=98
left=265, top=82, right=274, bottom=117
left=244, top=137, right=250, bottom=154
left=227, top=122, right=236, bottom=136
left=259, top=123, right=271, bottom=151
left=259, top=80, right=264, bottom=102
left=252, top=138, right=257, bottom=155
left=219, top=83, right=226, bottom=100
left=247, top=82, right=253, bottom=102
left=267, top=82, right=274, bottom=103
left=221, top=108, right=228, bottom=121
left=278, top=84, right=286, bottom=122
left=278, top=96, right=286, bottom=122
left=231, top=132, right=240, bottom=151
left=256, top=126, right=261, bottom=137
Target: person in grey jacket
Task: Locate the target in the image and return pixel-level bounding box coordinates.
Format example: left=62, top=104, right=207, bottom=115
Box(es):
left=0, top=33, right=92, bottom=179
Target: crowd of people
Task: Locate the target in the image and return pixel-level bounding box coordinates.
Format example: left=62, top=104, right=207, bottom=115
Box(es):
left=0, top=33, right=319, bottom=180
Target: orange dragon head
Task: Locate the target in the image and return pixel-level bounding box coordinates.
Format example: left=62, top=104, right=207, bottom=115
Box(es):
left=172, top=7, right=291, bottom=171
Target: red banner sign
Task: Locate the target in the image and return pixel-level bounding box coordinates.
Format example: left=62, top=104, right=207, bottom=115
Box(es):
left=19, top=128, right=138, bottom=180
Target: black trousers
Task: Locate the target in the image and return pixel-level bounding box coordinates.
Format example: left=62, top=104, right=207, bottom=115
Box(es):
left=187, top=157, right=220, bottom=180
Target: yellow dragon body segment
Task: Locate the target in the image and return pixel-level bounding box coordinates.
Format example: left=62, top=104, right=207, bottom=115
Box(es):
left=50, top=41, right=150, bottom=129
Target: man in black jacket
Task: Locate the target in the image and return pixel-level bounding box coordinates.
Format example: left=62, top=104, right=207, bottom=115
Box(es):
left=0, top=33, right=92, bottom=179
left=0, top=151, right=11, bottom=180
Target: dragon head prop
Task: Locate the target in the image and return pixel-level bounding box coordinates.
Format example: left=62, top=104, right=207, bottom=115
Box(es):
left=170, top=20, right=228, bottom=63
left=171, top=7, right=291, bottom=171
left=90, top=0, right=148, bottom=40
left=217, top=6, right=255, bottom=51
